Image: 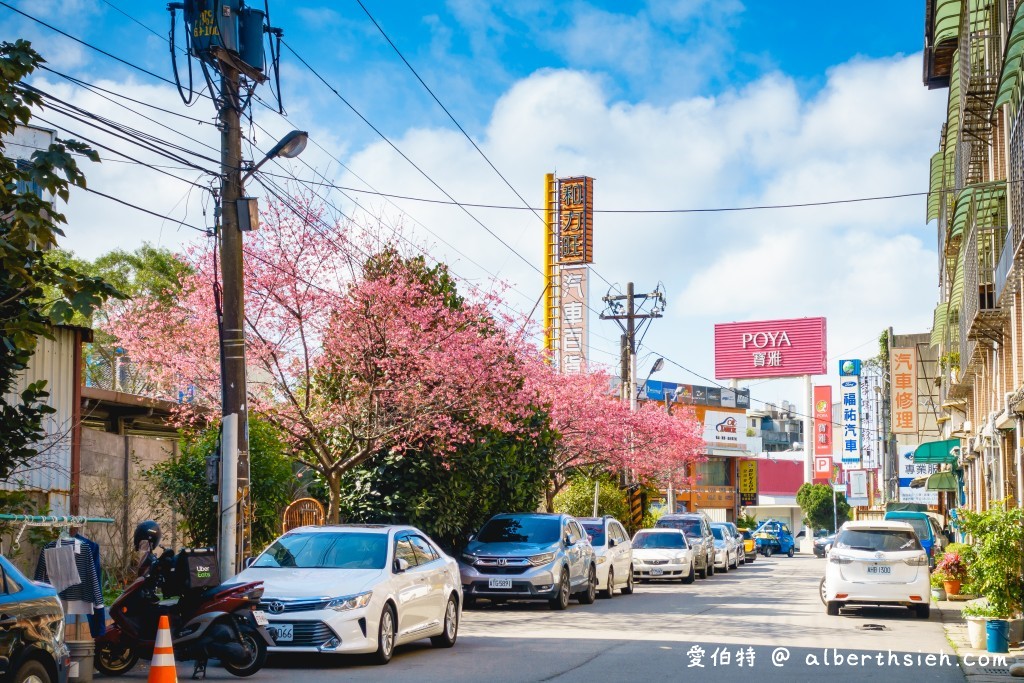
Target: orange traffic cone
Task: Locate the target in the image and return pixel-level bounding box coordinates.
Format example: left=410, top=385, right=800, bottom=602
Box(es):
left=148, top=615, right=178, bottom=683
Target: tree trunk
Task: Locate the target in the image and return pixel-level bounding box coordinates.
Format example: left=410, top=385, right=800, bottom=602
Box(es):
left=327, top=472, right=342, bottom=523
left=544, top=485, right=555, bottom=513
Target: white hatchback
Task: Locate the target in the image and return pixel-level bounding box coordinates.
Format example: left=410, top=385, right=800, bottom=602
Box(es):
left=823, top=520, right=931, bottom=619
left=236, top=524, right=462, bottom=664
left=631, top=528, right=696, bottom=583
left=578, top=517, right=634, bottom=598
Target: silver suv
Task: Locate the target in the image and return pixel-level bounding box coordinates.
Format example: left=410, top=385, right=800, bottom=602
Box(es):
left=656, top=513, right=715, bottom=578
left=459, top=513, right=597, bottom=610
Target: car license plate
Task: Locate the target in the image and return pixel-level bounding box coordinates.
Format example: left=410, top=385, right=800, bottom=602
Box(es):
left=867, top=565, right=891, bottom=574
left=269, top=624, right=293, bottom=642
left=488, top=578, right=513, bottom=589
left=650, top=568, right=664, bottom=576
left=252, top=610, right=268, bottom=626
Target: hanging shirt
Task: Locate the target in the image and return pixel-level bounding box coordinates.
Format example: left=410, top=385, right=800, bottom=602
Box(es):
left=41, top=544, right=80, bottom=593
left=75, top=533, right=107, bottom=637
left=35, top=538, right=103, bottom=610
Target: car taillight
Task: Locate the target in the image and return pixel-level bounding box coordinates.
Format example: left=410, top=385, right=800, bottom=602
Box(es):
left=903, top=554, right=929, bottom=566
left=829, top=554, right=853, bottom=565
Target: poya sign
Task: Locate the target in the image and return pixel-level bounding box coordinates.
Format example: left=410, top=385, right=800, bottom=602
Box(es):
left=714, top=317, right=827, bottom=379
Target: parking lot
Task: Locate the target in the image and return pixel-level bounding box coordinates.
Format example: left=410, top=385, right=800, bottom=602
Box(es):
left=105, top=553, right=965, bottom=683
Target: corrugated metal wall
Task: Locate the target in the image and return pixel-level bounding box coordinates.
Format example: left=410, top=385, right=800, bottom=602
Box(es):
left=1, top=327, right=77, bottom=513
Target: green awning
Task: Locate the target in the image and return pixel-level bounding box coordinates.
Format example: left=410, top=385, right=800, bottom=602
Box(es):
left=934, top=0, right=962, bottom=45
left=950, top=246, right=965, bottom=312
left=927, top=151, right=944, bottom=223
left=930, top=303, right=948, bottom=348
left=950, top=187, right=973, bottom=240
left=926, top=470, right=959, bottom=491
left=913, top=439, right=960, bottom=464
left=945, top=50, right=961, bottom=173
left=994, top=3, right=1024, bottom=111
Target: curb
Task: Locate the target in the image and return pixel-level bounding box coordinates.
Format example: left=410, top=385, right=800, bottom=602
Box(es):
left=935, top=600, right=1024, bottom=681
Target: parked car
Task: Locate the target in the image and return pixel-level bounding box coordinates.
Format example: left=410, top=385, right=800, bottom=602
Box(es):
left=577, top=516, right=634, bottom=598
left=710, top=524, right=740, bottom=571
left=0, top=554, right=70, bottom=683
left=721, top=522, right=745, bottom=565
left=882, top=511, right=947, bottom=568
left=822, top=520, right=930, bottom=619
left=460, top=513, right=597, bottom=610
left=738, top=528, right=757, bottom=563
left=813, top=534, right=837, bottom=558
left=235, top=524, right=461, bottom=664
left=655, top=513, right=714, bottom=578
left=631, top=529, right=695, bottom=583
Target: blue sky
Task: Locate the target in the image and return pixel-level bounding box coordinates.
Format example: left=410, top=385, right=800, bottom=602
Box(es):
left=1, top=0, right=947, bottom=408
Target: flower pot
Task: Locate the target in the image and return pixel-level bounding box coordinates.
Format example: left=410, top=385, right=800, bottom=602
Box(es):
left=987, top=619, right=1010, bottom=654
left=966, top=616, right=988, bottom=650
left=1009, top=618, right=1023, bottom=647
left=931, top=587, right=947, bottom=601
left=943, top=580, right=961, bottom=595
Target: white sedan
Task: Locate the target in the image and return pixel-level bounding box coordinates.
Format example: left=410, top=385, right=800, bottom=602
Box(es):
left=236, top=524, right=462, bottom=664
left=631, top=528, right=696, bottom=583
left=823, top=520, right=931, bottom=619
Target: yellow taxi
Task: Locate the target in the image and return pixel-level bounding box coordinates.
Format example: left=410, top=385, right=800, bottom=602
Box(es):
left=738, top=528, right=757, bottom=563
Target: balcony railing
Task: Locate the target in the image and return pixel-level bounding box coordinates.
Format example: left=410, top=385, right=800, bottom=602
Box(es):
left=995, top=222, right=1017, bottom=303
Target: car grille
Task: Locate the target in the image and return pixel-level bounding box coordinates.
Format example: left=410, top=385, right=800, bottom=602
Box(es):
left=645, top=559, right=669, bottom=566
left=475, top=565, right=530, bottom=575
left=472, top=556, right=533, bottom=575
left=260, top=599, right=330, bottom=613
left=272, top=621, right=335, bottom=647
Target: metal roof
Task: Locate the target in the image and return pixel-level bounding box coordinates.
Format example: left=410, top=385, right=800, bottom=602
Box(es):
left=913, top=439, right=960, bottom=464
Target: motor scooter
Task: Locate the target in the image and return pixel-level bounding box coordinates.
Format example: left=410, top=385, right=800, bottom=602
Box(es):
left=95, top=546, right=273, bottom=679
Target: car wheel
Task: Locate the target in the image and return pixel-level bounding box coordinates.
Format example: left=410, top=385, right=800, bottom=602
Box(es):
left=621, top=567, right=635, bottom=594
left=683, top=562, right=695, bottom=584
left=764, top=546, right=773, bottom=558
left=819, top=577, right=827, bottom=604
left=707, top=554, right=715, bottom=576
left=914, top=604, right=931, bottom=620
left=430, top=595, right=459, bottom=648
left=371, top=604, right=397, bottom=664
left=549, top=570, right=571, bottom=610
left=577, top=565, right=597, bottom=604
left=12, top=660, right=50, bottom=683
left=787, top=547, right=795, bottom=558
left=601, top=568, right=615, bottom=599
left=826, top=601, right=841, bottom=616
left=721, top=558, right=729, bottom=573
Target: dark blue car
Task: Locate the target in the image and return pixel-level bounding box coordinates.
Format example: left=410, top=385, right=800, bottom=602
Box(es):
left=0, top=554, right=70, bottom=683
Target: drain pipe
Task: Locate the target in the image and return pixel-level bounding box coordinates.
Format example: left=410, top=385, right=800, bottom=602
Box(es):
left=1016, top=415, right=1024, bottom=509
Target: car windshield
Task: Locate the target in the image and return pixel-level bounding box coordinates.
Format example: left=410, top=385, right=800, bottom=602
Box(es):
left=633, top=532, right=686, bottom=549
left=891, top=517, right=930, bottom=540
left=581, top=523, right=607, bottom=546
left=657, top=518, right=701, bottom=537
left=741, top=531, right=753, bottom=540
left=477, top=516, right=561, bottom=544
left=834, top=529, right=922, bottom=552
left=252, top=532, right=388, bottom=569
left=711, top=527, right=725, bottom=540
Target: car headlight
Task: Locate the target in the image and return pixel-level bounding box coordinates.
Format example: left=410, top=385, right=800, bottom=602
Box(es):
left=903, top=554, right=928, bottom=566
left=326, top=591, right=373, bottom=612
left=529, top=552, right=557, bottom=566
left=634, top=557, right=645, bottom=565
left=596, top=556, right=607, bottom=565
left=673, top=554, right=687, bottom=563
left=829, top=554, right=853, bottom=565
left=461, top=553, right=477, bottom=565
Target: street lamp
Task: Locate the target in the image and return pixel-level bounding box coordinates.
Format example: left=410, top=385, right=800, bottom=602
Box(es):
left=636, top=357, right=665, bottom=399
left=242, top=130, right=308, bottom=182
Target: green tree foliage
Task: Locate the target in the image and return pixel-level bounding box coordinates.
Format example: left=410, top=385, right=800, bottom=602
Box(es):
left=336, top=411, right=556, bottom=553
left=147, top=419, right=295, bottom=552
left=795, top=482, right=851, bottom=533
left=1, top=40, right=121, bottom=480
left=956, top=504, right=1024, bottom=619
left=552, top=475, right=629, bottom=525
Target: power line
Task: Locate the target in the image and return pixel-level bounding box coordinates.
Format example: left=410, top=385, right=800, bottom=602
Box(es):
left=80, top=185, right=208, bottom=234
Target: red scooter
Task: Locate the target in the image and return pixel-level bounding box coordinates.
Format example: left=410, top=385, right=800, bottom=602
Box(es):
left=95, top=547, right=273, bottom=679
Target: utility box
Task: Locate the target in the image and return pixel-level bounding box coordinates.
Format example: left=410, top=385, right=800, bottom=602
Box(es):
left=185, top=0, right=241, bottom=59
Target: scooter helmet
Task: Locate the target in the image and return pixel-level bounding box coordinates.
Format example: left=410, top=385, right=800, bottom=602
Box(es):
left=133, top=520, right=161, bottom=551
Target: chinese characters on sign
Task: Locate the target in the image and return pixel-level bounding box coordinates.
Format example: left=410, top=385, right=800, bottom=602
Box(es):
left=897, top=446, right=939, bottom=505
left=839, top=360, right=861, bottom=467
left=560, top=266, right=588, bottom=374
left=713, top=317, right=826, bottom=380
left=738, top=460, right=757, bottom=506
left=813, top=385, right=832, bottom=457
left=556, top=177, right=593, bottom=265
left=890, top=347, right=918, bottom=435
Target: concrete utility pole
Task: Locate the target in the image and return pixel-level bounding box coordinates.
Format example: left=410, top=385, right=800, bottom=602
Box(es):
left=883, top=327, right=896, bottom=503
left=218, top=62, right=250, bottom=580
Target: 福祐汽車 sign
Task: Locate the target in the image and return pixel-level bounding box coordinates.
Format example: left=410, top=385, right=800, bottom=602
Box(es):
left=713, top=317, right=826, bottom=379
left=838, top=360, right=862, bottom=467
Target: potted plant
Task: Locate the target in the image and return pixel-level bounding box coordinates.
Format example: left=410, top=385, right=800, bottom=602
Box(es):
left=930, top=571, right=947, bottom=601
left=935, top=550, right=967, bottom=596
left=962, top=600, right=996, bottom=650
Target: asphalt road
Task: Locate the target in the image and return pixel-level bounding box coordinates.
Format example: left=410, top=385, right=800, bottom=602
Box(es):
left=104, top=553, right=966, bottom=682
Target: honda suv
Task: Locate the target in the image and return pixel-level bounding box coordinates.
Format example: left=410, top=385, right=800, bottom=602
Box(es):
left=656, top=513, right=715, bottom=578
left=459, top=513, right=597, bottom=610
left=0, top=554, right=70, bottom=683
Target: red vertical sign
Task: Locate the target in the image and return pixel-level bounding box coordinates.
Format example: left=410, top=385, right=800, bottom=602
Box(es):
left=813, top=385, right=832, bottom=456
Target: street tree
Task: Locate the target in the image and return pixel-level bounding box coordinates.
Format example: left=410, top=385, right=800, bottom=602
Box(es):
left=796, top=482, right=851, bottom=533
left=0, top=40, right=121, bottom=481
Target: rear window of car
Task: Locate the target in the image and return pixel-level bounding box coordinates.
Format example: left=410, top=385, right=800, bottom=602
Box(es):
left=741, top=531, right=753, bottom=541
left=834, top=528, right=923, bottom=552
left=711, top=526, right=725, bottom=540
left=581, top=523, right=607, bottom=546
left=477, top=516, right=561, bottom=544
left=657, top=518, right=701, bottom=538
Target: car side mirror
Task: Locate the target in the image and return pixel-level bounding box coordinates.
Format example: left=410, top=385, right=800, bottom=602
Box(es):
left=467, top=533, right=475, bottom=542
left=243, top=556, right=255, bottom=569
left=564, top=534, right=573, bottom=546
left=608, top=538, right=616, bottom=548
left=394, top=558, right=410, bottom=573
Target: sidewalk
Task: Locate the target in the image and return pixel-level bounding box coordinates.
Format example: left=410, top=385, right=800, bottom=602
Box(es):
left=935, top=599, right=1024, bottom=682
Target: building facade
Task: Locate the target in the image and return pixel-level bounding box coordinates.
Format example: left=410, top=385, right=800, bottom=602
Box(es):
left=924, top=0, right=1024, bottom=512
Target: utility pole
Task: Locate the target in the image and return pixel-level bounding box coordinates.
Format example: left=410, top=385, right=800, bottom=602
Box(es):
left=217, top=60, right=250, bottom=580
